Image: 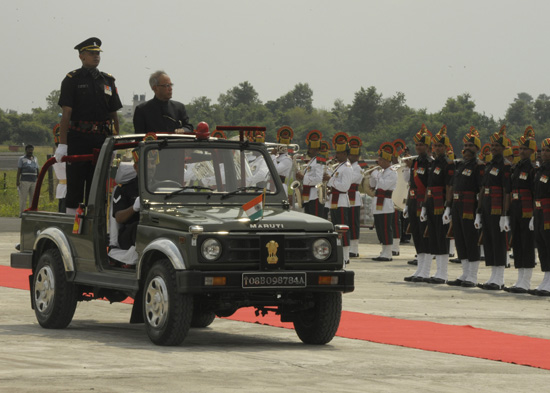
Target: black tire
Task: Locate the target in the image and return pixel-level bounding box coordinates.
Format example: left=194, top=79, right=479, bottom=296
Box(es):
left=33, top=248, right=77, bottom=329
left=143, top=260, right=193, bottom=346
left=191, top=310, right=216, bottom=328
left=293, top=292, right=342, bottom=345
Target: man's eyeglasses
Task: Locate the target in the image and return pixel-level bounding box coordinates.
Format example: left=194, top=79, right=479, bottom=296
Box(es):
left=157, top=83, right=174, bottom=88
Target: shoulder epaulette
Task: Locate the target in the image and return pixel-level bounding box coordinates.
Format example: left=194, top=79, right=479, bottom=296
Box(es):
left=66, top=69, right=79, bottom=78
left=101, top=71, right=115, bottom=80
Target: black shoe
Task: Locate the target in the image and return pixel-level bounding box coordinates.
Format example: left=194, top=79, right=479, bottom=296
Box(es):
left=449, top=253, right=455, bottom=258
left=480, top=283, right=504, bottom=290
left=407, top=260, right=418, bottom=265
left=399, top=239, right=410, bottom=244
left=372, top=256, right=392, bottom=261
left=509, top=286, right=528, bottom=294
left=461, top=281, right=476, bottom=288
left=412, top=276, right=429, bottom=283
left=392, top=251, right=400, bottom=256
left=404, top=275, right=418, bottom=282
left=349, top=252, right=359, bottom=258
left=528, top=289, right=540, bottom=296
left=450, top=257, right=461, bottom=263
left=447, top=279, right=464, bottom=286
left=428, top=277, right=446, bottom=284
left=538, top=290, right=550, bottom=297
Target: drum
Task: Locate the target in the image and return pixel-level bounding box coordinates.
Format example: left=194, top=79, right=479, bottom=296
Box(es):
left=392, top=165, right=409, bottom=211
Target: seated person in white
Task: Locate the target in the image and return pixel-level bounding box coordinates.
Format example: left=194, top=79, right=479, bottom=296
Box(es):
left=108, top=161, right=139, bottom=266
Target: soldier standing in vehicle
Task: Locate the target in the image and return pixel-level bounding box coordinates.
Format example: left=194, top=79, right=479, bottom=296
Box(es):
left=54, top=37, right=122, bottom=216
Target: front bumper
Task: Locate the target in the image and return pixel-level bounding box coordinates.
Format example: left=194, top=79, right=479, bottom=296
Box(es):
left=175, top=270, right=355, bottom=294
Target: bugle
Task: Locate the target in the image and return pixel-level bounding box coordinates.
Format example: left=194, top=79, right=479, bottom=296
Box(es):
left=290, top=180, right=302, bottom=208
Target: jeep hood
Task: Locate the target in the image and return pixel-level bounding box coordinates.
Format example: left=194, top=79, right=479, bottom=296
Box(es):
left=147, top=205, right=334, bottom=232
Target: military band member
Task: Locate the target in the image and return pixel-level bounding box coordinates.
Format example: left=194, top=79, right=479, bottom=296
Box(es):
left=476, top=125, right=512, bottom=290
left=274, top=126, right=294, bottom=196
left=531, top=138, right=550, bottom=296
left=319, top=140, right=331, bottom=219
left=505, top=126, right=536, bottom=293
left=370, top=143, right=398, bottom=261
left=391, top=138, right=408, bottom=255
left=323, top=132, right=353, bottom=264
left=296, top=130, right=325, bottom=216
left=447, top=128, right=484, bottom=287
left=422, top=126, right=455, bottom=283
left=404, top=125, right=433, bottom=282
left=245, top=130, right=270, bottom=188
left=348, top=136, right=364, bottom=258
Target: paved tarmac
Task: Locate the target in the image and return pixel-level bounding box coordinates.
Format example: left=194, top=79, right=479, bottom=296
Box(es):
left=1, top=218, right=550, bottom=392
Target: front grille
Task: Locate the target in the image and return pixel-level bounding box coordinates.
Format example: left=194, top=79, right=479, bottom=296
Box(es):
left=198, top=234, right=336, bottom=265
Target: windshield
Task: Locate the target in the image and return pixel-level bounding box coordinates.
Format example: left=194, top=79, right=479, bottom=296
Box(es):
left=144, top=146, right=277, bottom=195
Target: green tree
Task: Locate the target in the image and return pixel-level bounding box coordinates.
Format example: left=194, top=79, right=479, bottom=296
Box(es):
left=218, top=81, right=262, bottom=109
left=346, top=86, right=382, bottom=135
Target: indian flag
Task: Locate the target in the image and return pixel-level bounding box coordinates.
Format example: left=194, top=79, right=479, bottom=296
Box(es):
left=242, top=193, right=264, bottom=221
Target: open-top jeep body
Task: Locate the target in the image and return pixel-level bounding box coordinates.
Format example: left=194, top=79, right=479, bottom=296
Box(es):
left=11, top=127, right=354, bottom=345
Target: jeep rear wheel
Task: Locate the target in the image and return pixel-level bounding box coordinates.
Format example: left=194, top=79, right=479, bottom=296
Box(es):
left=143, top=260, right=193, bottom=346
left=293, top=292, right=342, bottom=345
left=33, top=248, right=77, bottom=329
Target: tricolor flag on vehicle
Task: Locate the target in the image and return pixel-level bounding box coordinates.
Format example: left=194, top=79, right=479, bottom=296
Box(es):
left=242, top=193, right=264, bottom=221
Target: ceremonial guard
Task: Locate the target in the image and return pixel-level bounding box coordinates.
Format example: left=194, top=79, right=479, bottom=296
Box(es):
left=422, top=126, right=455, bottom=283
left=369, top=143, right=398, bottom=261
left=348, top=136, right=364, bottom=258
left=476, top=126, right=512, bottom=290
left=55, top=38, right=122, bottom=215
left=296, top=130, right=324, bottom=216
left=446, top=128, right=484, bottom=287
left=323, top=132, right=353, bottom=264
left=505, top=126, right=536, bottom=293
left=274, top=126, right=294, bottom=196
left=404, top=125, right=433, bottom=282
left=531, top=138, right=550, bottom=296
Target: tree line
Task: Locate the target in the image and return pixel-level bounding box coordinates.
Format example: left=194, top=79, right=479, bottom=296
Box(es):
left=2, top=82, right=550, bottom=155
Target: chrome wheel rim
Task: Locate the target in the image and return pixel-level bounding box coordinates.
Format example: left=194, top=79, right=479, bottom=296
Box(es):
left=145, top=276, right=169, bottom=328
left=35, top=265, right=55, bottom=313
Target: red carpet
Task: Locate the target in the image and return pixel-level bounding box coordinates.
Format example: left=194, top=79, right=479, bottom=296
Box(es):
left=2, top=265, right=550, bottom=370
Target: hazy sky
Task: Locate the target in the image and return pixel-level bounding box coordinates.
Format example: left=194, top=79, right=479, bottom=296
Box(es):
left=2, top=0, right=549, bottom=120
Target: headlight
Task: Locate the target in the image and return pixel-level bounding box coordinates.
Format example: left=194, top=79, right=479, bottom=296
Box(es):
left=312, top=238, right=331, bottom=260
left=201, top=238, right=222, bottom=261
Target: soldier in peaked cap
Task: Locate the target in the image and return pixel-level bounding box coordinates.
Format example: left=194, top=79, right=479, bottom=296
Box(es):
left=55, top=37, right=122, bottom=216
left=369, top=142, right=398, bottom=261
left=296, top=130, right=325, bottom=216
left=505, top=126, right=537, bottom=293
left=475, top=125, right=512, bottom=290
left=348, top=136, right=364, bottom=258
left=323, top=132, right=353, bottom=264
left=447, top=128, right=485, bottom=288
left=404, top=125, right=433, bottom=282
left=422, top=126, right=455, bottom=284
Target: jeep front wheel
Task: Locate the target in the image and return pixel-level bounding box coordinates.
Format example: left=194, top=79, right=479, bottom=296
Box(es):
left=143, top=260, right=193, bottom=345
left=293, top=292, right=342, bottom=345
left=33, top=248, right=77, bottom=329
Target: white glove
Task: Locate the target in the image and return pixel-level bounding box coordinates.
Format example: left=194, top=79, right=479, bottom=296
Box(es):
left=402, top=205, right=409, bottom=219
left=54, top=144, right=68, bottom=163
left=474, top=213, right=482, bottom=229
left=529, top=217, right=534, bottom=231
left=420, top=207, right=427, bottom=222
left=132, top=197, right=140, bottom=212
left=442, top=207, right=451, bottom=225
left=499, top=216, right=510, bottom=232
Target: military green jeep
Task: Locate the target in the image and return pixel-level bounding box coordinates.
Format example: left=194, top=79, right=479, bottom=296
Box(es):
left=11, top=127, right=354, bottom=346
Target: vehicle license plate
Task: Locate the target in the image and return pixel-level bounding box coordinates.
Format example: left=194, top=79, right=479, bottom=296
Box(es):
left=242, top=272, right=306, bottom=288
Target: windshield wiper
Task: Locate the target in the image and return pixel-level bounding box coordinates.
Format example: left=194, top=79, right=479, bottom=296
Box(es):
left=165, top=185, right=213, bottom=200
left=221, top=186, right=264, bottom=200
